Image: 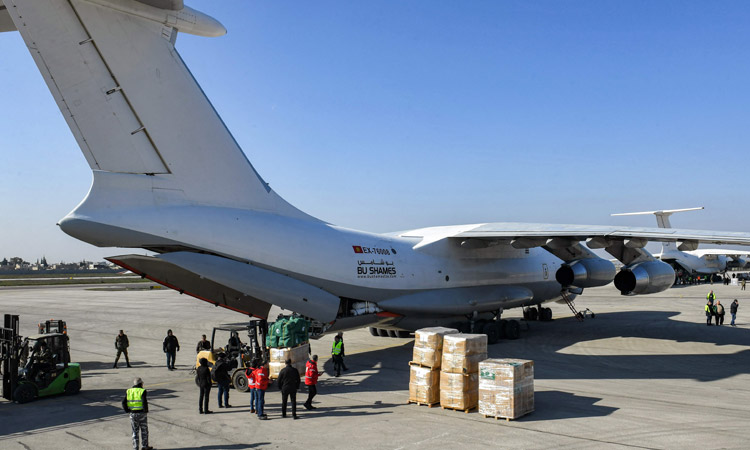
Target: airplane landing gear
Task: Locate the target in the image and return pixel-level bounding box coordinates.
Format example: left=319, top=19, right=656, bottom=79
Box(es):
left=525, top=305, right=552, bottom=322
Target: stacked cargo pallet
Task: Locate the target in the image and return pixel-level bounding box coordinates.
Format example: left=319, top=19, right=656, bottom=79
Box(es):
left=478, top=358, right=534, bottom=420
left=440, top=333, right=487, bottom=413
left=267, top=316, right=311, bottom=379
left=269, top=343, right=309, bottom=379
left=408, top=327, right=458, bottom=407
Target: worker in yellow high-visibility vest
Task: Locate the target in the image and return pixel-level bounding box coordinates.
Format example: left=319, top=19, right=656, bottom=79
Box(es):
left=122, top=377, right=154, bottom=450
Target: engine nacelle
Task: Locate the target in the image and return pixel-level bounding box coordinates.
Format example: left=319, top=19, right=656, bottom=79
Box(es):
left=614, top=260, right=675, bottom=295
left=727, top=257, right=748, bottom=270
left=555, top=258, right=616, bottom=288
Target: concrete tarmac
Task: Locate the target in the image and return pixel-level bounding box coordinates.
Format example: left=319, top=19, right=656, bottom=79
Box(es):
left=0, top=282, right=748, bottom=449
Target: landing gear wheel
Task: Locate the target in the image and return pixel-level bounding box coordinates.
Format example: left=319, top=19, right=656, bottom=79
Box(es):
left=523, top=309, right=529, bottom=320
left=500, top=319, right=508, bottom=338
left=387, top=330, right=398, bottom=338
left=377, top=328, right=389, bottom=337
left=483, top=321, right=502, bottom=345
left=13, top=384, right=35, bottom=404
left=396, top=330, right=411, bottom=338
left=505, top=320, right=521, bottom=340
left=540, top=307, right=553, bottom=322
left=369, top=327, right=379, bottom=337
left=231, top=368, right=249, bottom=392
left=528, top=307, right=539, bottom=321
left=64, top=378, right=81, bottom=395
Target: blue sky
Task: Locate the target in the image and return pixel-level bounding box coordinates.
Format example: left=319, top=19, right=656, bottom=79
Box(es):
left=1, top=0, right=749, bottom=262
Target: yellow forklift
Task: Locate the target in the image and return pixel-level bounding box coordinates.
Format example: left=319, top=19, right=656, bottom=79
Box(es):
left=194, top=319, right=268, bottom=392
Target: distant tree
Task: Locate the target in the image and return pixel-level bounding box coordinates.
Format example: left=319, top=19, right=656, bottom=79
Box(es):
left=0, top=258, right=7, bottom=266
left=41, top=256, right=48, bottom=268
left=9, top=257, right=24, bottom=266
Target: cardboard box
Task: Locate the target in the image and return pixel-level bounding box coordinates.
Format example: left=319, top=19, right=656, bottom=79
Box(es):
left=408, top=365, right=440, bottom=404
left=478, top=358, right=534, bottom=419
left=270, top=343, right=310, bottom=364
left=414, top=327, right=459, bottom=349
left=440, top=372, right=479, bottom=410
left=441, top=352, right=488, bottom=374
left=442, top=333, right=487, bottom=355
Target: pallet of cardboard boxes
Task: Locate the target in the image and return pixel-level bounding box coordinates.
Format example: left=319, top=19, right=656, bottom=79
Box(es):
left=439, top=333, right=487, bottom=412
left=478, top=358, right=534, bottom=420
left=408, top=327, right=458, bottom=406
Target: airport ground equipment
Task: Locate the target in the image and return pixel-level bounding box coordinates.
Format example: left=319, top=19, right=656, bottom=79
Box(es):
left=194, top=319, right=269, bottom=392
left=0, top=314, right=81, bottom=403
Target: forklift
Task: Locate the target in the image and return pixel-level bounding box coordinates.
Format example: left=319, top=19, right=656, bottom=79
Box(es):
left=194, top=318, right=269, bottom=392
left=1, top=315, right=82, bottom=403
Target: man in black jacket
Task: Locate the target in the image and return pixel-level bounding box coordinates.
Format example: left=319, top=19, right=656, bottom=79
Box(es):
left=196, top=334, right=211, bottom=353
left=163, top=330, right=180, bottom=370
left=214, top=352, right=232, bottom=408
left=196, top=357, right=213, bottom=414
left=277, top=359, right=300, bottom=419
left=114, top=330, right=132, bottom=368
left=731, top=299, right=739, bottom=326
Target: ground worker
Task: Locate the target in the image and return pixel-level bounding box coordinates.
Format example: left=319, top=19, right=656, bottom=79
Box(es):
left=707, top=290, right=716, bottom=306
left=122, top=377, right=154, bottom=450
left=247, top=360, right=258, bottom=413
left=29, top=341, right=53, bottom=381
left=162, top=329, right=180, bottom=370
left=716, top=300, right=725, bottom=326
left=277, top=359, right=300, bottom=419
left=336, top=332, right=349, bottom=371
left=196, top=334, right=211, bottom=353
left=253, top=360, right=269, bottom=419
left=214, top=352, right=232, bottom=408
left=196, top=357, right=212, bottom=414
left=705, top=301, right=713, bottom=326
left=730, top=299, right=739, bottom=326
left=303, top=354, right=320, bottom=410
left=331, top=335, right=344, bottom=377
left=114, top=329, right=132, bottom=368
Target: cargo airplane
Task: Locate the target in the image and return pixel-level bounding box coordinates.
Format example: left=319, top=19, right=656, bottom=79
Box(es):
left=5, top=0, right=750, bottom=344
left=612, top=207, right=750, bottom=276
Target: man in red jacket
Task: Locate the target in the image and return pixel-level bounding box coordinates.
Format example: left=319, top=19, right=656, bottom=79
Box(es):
left=253, top=361, right=269, bottom=419
left=303, top=354, right=319, bottom=410
left=246, top=361, right=258, bottom=414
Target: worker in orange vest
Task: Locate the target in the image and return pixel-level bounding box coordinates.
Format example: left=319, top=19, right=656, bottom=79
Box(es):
left=303, top=354, right=320, bottom=410
left=253, top=360, right=269, bottom=419
left=246, top=360, right=258, bottom=413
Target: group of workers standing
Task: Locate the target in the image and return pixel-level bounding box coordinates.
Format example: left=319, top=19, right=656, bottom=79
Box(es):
left=121, top=330, right=347, bottom=450
left=705, top=291, right=739, bottom=326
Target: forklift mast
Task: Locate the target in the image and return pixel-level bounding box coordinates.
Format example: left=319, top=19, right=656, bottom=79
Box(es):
left=1, top=314, right=21, bottom=401
left=246, top=319, right=269, bottom=364
left=38, top=319, right=67, bottom=335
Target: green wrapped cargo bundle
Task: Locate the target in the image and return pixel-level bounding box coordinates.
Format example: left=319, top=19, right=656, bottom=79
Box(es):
left=266, top=316, right=310, bottom=348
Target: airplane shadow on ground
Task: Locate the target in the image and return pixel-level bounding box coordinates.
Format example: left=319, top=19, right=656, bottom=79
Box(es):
left=0, top=388, right=179, bottom=439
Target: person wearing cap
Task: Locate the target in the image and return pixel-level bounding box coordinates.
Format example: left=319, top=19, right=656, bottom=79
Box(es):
left=196, top=357, right=213, bottom=414
left=277, top=358, right=300, bottom=419
left=303, top=354, right=320, bottom=410
left=214, top=352, right=232, bottom=408
left=122, top=377, right=154, bottom=450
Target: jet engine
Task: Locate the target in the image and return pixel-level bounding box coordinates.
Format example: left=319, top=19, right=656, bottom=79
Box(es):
left=727, top=256, right=748, bottom=270
left=555, top=258, right=616, bottom=288
left=613, top=260, right=675, bottom=295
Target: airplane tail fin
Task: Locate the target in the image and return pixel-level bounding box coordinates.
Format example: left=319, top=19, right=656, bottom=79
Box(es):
left=611, top=207, right=704, bottom=253
left=6, top=0, right=309, bottom=219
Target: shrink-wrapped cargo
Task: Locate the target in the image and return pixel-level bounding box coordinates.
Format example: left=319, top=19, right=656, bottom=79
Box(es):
left=478, top=358, right=534, bottom=419
left=411, top=327, right=458, bottom=369
left=408, top=365, right=440, bottom=404
left=439, top=372, right=479, bottom=410
left=440, top=334, right=488, bottom=374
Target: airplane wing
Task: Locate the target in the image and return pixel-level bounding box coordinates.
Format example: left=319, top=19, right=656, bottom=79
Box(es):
left=405, top=222, right=750, bottom=265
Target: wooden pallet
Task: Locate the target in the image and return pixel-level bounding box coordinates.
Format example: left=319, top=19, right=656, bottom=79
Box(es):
left=483, top=410, right=534, bottom=421
left=407, top=400, right=439, bottom=408
left=408, top=361, right=438, bottom=369
left=441, top=405, right=476, bottom=414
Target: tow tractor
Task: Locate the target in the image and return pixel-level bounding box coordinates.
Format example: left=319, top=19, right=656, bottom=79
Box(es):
left=1, top=315, right=81, bottom=403
left=194, top=319, right=269, bottom=392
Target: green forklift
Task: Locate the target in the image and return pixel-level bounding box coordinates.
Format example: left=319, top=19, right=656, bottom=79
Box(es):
left=1, top=315, right=82, bottom=403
